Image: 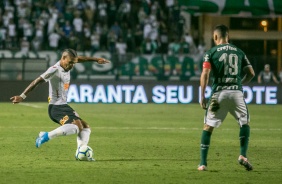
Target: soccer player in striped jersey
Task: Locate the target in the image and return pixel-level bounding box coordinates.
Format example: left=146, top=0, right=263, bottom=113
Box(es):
left=198, top=25, right=255, bottom=171
left=10, top=49, right=110, bottom=161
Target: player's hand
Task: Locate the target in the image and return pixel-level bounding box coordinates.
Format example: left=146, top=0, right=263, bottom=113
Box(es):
left=96, top=58, right=110, bottom=64
left=200, top=97, right=207, bottom=110
left=10, top=96, right=23, bottom=104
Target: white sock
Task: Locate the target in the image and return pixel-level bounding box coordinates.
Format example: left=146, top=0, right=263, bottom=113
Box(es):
left=77, top=128, right=91, bottom=148
left=48, top=124, right=79, bottom=140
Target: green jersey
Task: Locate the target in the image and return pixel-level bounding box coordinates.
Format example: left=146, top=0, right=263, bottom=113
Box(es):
left=203, top=43, right=252, bottom=93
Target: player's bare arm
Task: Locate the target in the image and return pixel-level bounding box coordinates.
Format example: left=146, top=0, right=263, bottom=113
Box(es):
left=272, top=75, right=279, bottom=84
left=10, top=77, right=45, bottom=104
left=200, top=67, right=211, bottom=110
left=77, top=56, right=110, bottom=64
left=242, top=66, right=255, bottom=84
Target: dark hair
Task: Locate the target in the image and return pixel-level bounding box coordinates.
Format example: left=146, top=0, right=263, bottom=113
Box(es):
left=63, top=48, right=77, bottom=57
left=214, top=24, right=229, bottom=38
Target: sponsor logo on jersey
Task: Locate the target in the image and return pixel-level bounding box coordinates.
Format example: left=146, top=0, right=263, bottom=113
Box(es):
left=64, top=83, right=70, bottom=90
left=217, top=45, right=237, bottom=51
left=60, top=115, right=69, bottom=125
left=204, top=54, right=209, bottom=61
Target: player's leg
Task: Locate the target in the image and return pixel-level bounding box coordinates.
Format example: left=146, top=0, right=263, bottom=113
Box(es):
left=76, top=120, right=91, bottom=148
left=36, top=104, right=80, bottom=148
left=229, top=91, right=253, bottom=170
left=198, top=124, right=214, bottom=171
left=198, top=91, right=228, bottom=171
left=74, top=119, right=94, bottom=161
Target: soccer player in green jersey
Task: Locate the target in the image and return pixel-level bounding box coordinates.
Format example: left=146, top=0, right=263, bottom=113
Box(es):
left=198, top=25, right=255, bottom=171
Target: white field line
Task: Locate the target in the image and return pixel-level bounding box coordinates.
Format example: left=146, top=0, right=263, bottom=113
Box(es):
left=19, top=103, right=43, bottom=108
left=0, top=126, right=280, bottom=131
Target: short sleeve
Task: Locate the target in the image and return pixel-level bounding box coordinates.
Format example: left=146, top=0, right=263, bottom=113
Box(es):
left=40, top=66, right=58, bottom=82
left=242, top=54, right=251, bottom=68
left=203, top=52, right=211, bottom=63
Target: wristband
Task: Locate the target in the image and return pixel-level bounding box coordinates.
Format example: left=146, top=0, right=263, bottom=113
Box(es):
left=20, top=93, right=26, bottom=99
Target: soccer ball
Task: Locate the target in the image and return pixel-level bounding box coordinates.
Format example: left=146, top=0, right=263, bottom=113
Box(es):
left=75, top=145, right=94, bottom=161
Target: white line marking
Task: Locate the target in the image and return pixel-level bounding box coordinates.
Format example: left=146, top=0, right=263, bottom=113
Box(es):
left=19, top=103, right=43, bottom=108
left=0, top=126, right=280, bottom=131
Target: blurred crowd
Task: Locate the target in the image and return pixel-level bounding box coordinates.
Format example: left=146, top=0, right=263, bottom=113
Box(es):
left=0, top=0, right=202, bottom=56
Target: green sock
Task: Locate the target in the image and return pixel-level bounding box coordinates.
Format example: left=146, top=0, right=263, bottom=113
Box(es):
left=239, top=124, right=250, bottom=157
left=200, top=130, right=212, bottom=166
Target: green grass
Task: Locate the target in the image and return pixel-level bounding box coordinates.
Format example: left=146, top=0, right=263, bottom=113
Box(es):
left=0, top=103, right=281, bottom=184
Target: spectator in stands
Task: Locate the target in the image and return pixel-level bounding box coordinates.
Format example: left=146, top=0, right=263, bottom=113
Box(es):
left=20, top=37, right=30, bottom=55
left=108, top=30, right=117, bottom=54
left=90, top=31, right=100, bottom=54
left=23, top=21, right=33, bottom=42
left=62, top=20, right=72, bottom=38
left=0, top=26, right=7, bottom=49
left=107, top=0, right=117, bottom=27
left=99, top=24, right=108, bottom=50
left=17, top=2, right=30, bottom=18
left=54, top=0, right=65, bottom=13
left=84, top=5, right=95, bottom=27
left=184, top=32, right=196, bottom=54
left=258, top=64, right=279, bottom=84
left=7, top=19, right=16, bottom=48
left=116, top=38, right=127, bottom=55
left=83, top=23, right=91, bottom=50
left=97, top=0, right=107, bottom=25
left=170, top=0, right=180, bottom=23
left=2, top=10, right=12, bottom=27
left=137, top=7, right=147, bottom=25
left=159, top=29, right=169, bottom=54
left=117, top=0, right=131, bottom=22
left=143, top=21, right=152, bottom=39
left=47, top=6, right=59, bottom=34
left=48, top=30, right=61, bottom=50
left=57, top=12, right=66, bottom=28
left=133, top=24, right=143, bottom=52
left=0, top=0, right=194, bottom=56
left=110, top=21, right=123, bottom=38
left=69, top=32, right=78, bottom=49
left=31, top=37, right=42, bottom=52
left=75, top=0, right=86, bottom=12
left=64, top=7, right=74, bottom=22
left=73, top=13, right=83, bottom=38
left=141, top=37, right=156, bottom=54
left=180, top=37, right=190, bottom=54
left=168, top=38, right=181, bottom=55
left=124, top=29, right=135, bottom=53
left=86, top=0, right=96, bottom=11
left=177, top=13, right=186, bottom=39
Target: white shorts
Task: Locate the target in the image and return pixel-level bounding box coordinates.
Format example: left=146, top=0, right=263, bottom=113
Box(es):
left=204, top=90, right=250, bottom=128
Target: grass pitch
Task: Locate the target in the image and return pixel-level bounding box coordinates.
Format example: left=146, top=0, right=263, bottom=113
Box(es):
left=0, top=103, right=281, bottom=184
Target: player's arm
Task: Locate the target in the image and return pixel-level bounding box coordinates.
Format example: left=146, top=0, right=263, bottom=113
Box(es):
left=257, top=72, right=262, bottom=83
left=200, top=62, right=211, bottom=110
left=271, top=74, right=279, bottom=84
left=10, top=77, right=45, bottom=104
left=242, top=66, right=255, bottom=84
left=76, top=56, right=110, bottom=64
